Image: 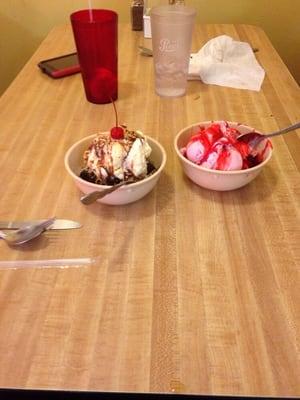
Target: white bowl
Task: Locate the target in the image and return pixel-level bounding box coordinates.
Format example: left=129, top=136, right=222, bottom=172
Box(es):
left=65, top=133, right=167, bottom=205
left=174, top=121, right=273, bottom=191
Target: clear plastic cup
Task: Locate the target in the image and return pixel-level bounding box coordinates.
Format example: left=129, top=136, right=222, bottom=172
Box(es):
left=150, top=5, right=196, bottom=97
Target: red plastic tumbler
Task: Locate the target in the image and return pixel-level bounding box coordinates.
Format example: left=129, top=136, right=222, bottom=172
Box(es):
left=70, top=9, right=118, bottom=104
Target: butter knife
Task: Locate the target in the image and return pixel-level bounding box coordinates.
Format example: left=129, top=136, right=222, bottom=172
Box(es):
left=0, top=219, right=82, bottom=230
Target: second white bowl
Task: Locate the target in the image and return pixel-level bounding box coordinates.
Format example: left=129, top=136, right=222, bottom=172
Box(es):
left=174, top=121, right=273, bottom=191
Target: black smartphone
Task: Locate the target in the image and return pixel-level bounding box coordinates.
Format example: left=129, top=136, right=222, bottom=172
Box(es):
left=38, top=52, right=80, bottom=79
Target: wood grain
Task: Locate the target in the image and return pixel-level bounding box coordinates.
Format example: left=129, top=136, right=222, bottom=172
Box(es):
left=0, top=24, right=299, bottom=397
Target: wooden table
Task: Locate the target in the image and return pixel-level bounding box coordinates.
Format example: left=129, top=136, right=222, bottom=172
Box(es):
left=0, top=23, right=299, bottom=397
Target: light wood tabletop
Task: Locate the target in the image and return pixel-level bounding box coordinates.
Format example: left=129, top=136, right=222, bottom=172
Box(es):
left=0, top=23, right=299, bottom=397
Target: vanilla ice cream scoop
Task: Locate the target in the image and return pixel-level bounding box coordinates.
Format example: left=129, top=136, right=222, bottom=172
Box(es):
left=201, top=141, right=243, bottom=170
left=124, top=135, right=152, bottom=177
left=185, top=136, right=209, bottom=164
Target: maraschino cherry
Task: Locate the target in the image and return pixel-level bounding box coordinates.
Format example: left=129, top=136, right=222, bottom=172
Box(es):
left=110, top=98, right=124, bottom=140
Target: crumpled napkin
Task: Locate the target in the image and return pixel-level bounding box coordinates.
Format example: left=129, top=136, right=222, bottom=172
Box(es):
left=188, top=35, right=265, bottom=91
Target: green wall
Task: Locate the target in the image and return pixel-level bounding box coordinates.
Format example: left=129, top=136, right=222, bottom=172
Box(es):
left=0, top=0, right=299, bottom=94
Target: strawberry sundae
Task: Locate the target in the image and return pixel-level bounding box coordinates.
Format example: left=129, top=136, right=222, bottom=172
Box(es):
left=180, top=121, right=272, bottom=171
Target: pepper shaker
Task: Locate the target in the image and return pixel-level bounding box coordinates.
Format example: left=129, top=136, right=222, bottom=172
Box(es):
left=131, top=0, right=144, bottom=31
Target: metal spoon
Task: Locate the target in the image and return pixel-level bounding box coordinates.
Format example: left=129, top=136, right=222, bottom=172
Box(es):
left=0, top=217, right=56, bottom=246
left=80, top=180, right=133, bottom=205
left=237, top=121, right=300, bottom=143
left=138, top=46, right=153, bottom=57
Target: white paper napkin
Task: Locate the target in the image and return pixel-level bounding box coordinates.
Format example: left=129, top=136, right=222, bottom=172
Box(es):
left=188, top=35, right=265, bottom=91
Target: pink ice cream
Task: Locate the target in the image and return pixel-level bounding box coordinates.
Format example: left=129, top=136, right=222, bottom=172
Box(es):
left=181, top=121, right=272, bottom=171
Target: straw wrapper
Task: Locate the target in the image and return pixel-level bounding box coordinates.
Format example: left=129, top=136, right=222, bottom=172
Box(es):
left=0, top=258, right=94, bottom=270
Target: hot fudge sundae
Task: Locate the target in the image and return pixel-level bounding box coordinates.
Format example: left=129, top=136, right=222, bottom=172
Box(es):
left=79, top=127, right=156, bottom=185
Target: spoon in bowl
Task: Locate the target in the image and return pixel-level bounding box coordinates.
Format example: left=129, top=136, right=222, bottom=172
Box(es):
left=0, top=217, right=56, bottom=246
left=237, top=121, right=300, bottom=143
left=80, top=179, right=135, bottom=205
left=80, top=182, right=126, bottom=205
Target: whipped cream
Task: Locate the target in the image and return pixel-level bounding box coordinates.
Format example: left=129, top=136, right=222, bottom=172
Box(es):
left=82, top=128, right=152, bottom=184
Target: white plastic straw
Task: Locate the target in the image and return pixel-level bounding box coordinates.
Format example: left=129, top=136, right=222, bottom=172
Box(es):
left=88, top=0, right=93, bottom=21
left=0, top=258, right=94, bottom=270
